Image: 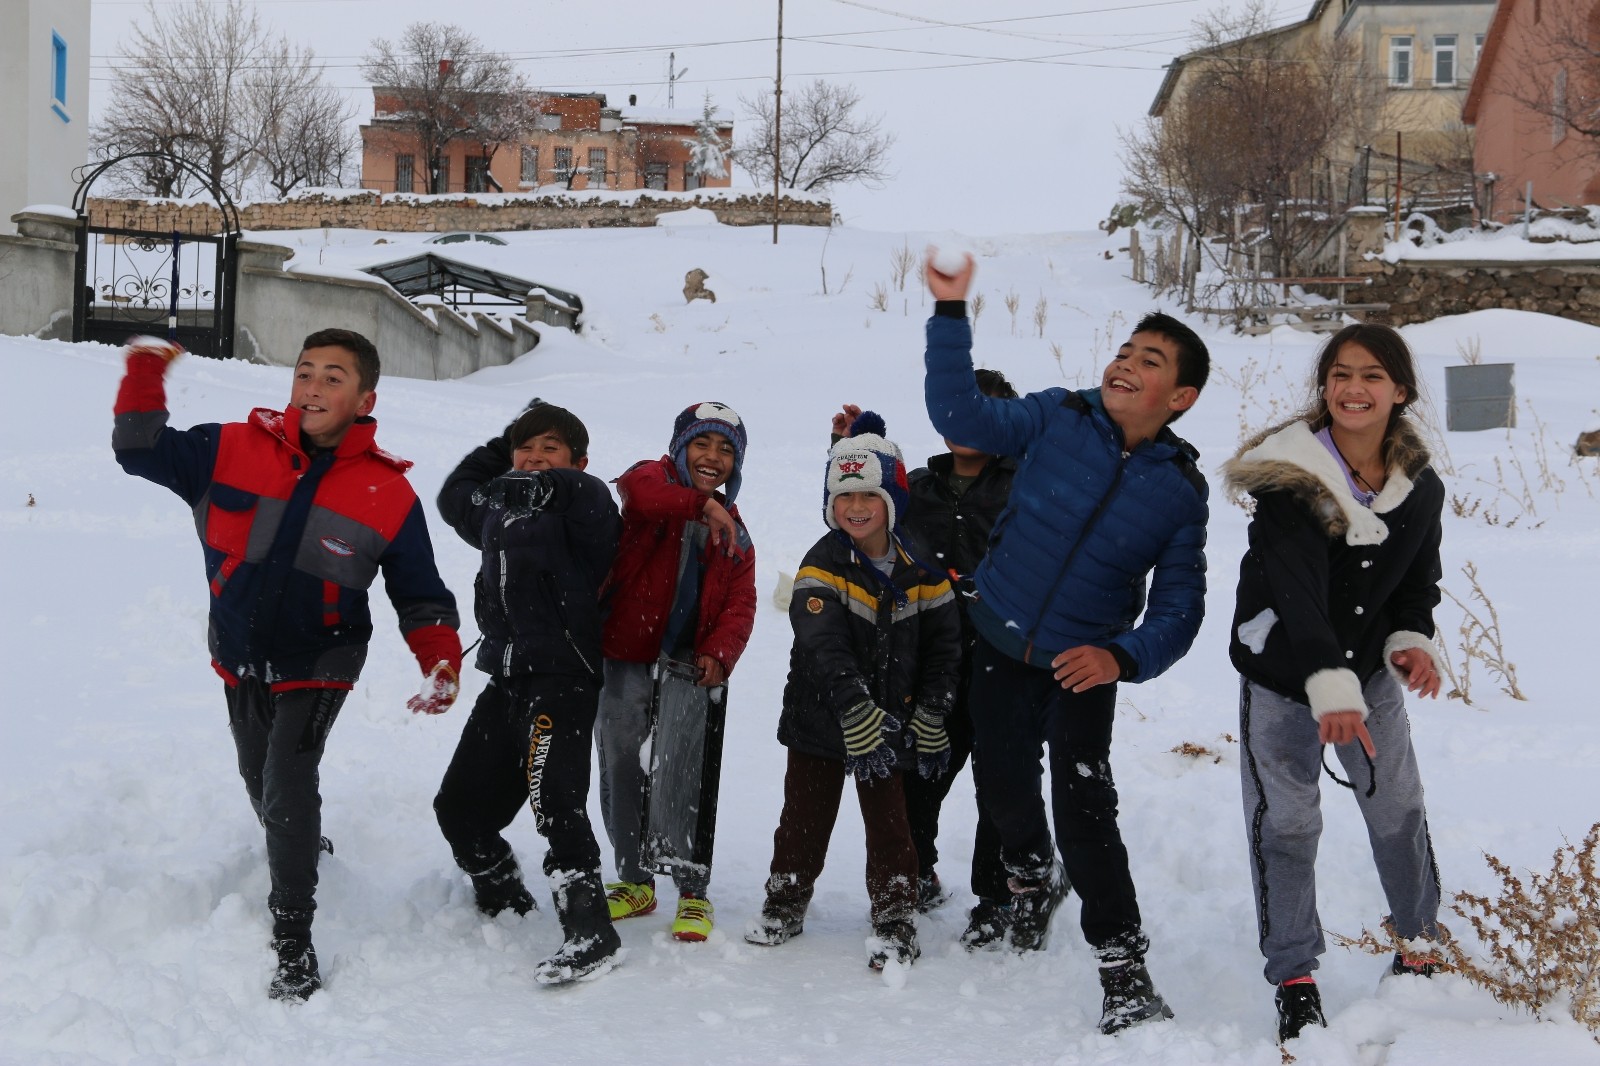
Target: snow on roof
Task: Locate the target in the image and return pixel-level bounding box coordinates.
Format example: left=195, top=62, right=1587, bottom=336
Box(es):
left=620, top=106, right=732, bottom=128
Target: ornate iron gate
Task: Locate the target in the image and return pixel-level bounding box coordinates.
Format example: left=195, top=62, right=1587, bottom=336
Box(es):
left=71, top=153, right=241, bottom=358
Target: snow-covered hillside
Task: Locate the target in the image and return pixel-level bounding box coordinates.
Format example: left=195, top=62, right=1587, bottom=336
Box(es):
left=3, top=221, right=1597, bottom=1064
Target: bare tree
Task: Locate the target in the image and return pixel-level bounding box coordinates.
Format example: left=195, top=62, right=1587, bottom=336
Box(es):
left=1120, top=1, right=1383, bottom=276
left=92, top=0, right=344, bottom=200
left=254, top=43, right=358, bottom=196
left=361, top=22, right=534, bottom=194
left=735, top=80, right=894, bottom=192
left=1496, top=2, right=1600, bottom=166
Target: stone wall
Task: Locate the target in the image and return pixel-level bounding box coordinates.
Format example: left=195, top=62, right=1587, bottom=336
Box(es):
left=85, top=189, right=832, bottom=234
left=1363, top=258, right=1600, bottom=327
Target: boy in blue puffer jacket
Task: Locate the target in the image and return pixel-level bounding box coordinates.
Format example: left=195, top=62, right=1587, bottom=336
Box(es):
left=434, top=400, right=623, bottom=985
left=922, top=252, right=1210, bottom=1035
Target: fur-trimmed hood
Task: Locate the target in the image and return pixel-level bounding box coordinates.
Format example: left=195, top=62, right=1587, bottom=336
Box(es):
left=1221, top=418, right=1432, bottom=545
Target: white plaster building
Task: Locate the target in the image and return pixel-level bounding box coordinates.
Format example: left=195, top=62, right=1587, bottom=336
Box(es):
left=2, top=0, right=91, bottom=234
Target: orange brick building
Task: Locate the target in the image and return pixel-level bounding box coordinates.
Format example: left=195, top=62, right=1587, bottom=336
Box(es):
left=360, top=89, right=733, bottom=195
left=1462, top=0, right=1600, bottom=223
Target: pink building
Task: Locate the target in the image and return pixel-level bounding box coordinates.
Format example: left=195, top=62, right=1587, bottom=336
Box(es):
left=1463, top=0, right=1600, bottom=222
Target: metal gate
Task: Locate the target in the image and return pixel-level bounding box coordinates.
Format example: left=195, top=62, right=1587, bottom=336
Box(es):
left=70, top=153, right=240, bottom=358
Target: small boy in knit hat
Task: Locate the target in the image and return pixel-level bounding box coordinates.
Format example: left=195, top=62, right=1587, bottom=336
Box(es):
left=596, top=402, right=757, bottom=940
left=745, top=414, right=961, bottom=970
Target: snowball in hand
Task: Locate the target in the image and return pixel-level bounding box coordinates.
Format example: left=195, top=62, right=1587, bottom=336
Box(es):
left=929, top=246, right=970, bottom=277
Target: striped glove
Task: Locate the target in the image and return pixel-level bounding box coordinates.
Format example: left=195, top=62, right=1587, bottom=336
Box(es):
left=840, top=701, right=901, bottom=783
left=909, top=705, right=951, bottom=780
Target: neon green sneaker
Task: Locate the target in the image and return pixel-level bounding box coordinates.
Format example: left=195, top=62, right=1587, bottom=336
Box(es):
left=672, top=896, right=714, bottom=942
left=605, top=880, right=656, bottom=921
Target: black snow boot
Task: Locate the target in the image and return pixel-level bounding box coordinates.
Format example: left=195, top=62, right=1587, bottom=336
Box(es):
left=959, top=897, right=1013, bottom=952
left=1275, top=978, right=1327, bottom=1042
left=745, top=897, right=806, bottom=946
left=916, top=870, right=951, bottom=913
left=268, top=936, right=321, bottom=1002
left=868, top=919, right=920, bottom=970
left=535, top=870, right=621, bottom=986
left=471, top=855, right=538, bottom=918
left=1007, top=862, right=1068, bottom=953
left=1097, top=959, right=1174, bottom=1035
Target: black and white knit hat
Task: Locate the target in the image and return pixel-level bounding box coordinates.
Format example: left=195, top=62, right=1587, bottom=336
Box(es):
left=670, top=401, right=747, bottom=503
left=824, top=411, right=909, bottom=534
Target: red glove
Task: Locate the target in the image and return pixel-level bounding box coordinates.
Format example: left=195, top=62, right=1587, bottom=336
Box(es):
left=408, top=661, right=460, bottom=715
left=405, top=623, right=462, bottom=675
left=404, top=624, right=463, bottom=715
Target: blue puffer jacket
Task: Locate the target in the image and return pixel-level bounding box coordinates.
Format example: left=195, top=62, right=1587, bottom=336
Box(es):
left=924, top=310, right=1208, bottom=682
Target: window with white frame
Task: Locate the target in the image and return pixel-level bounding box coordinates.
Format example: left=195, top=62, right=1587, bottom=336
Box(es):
left=1434, top=35, right=1457, bottom=87
left=588, top=148, right=607, bottom=188
left=395, top=154, right=414, bottom=193
left=51, top=32, right=69, bottom=121
left=554, top=146, right=573, bottom=183
left=1390, top=35, right=1413, bottom=87
left=520, top=146, right=539, bottom=185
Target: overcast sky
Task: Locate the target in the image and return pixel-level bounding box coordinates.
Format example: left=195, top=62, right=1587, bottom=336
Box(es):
left=85, top=0, right=1283, bottom=234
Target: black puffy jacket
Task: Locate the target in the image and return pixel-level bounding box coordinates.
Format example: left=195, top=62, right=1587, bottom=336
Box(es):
left=438, top=440, right=619, bottom=680
left=777, top=531, right=961, bottom=767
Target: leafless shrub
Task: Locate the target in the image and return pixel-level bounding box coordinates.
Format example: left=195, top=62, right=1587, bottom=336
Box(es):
left=1033, top=295, right=1049, bottom=338
left=1457, top=335, right=1484, bottom=366
left=1439, top=561, right=1526, bottom=704
left=868, top=282, right=888, bottom=313
left=970, top=292, right=986, bottom=333
left=1334, top=824, right=1599, bottom=1038
left=1004, top=289, right=1020, bottom=335
left=889, top=241, right=916, bottom=293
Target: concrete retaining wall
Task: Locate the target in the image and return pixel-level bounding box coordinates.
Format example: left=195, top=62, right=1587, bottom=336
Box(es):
left=0, top=212, right=78, bottom=340
left=1, top=210, right=541, bottom=379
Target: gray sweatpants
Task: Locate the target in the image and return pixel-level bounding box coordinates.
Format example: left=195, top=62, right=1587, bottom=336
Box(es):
left=1239, top=673, right=1440, bottom=985
left=596, top=659, right=709, bottom=896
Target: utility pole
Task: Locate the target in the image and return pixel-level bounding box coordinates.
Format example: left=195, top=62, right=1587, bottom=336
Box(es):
left=773, top=0, right=783, bottom=245
left=667, top=52, right=689, bottom=108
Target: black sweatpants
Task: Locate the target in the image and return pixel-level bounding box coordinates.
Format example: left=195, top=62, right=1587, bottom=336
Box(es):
left=225, top=679, right=347, bottom=940
left=900, top=640, right=1009, bottom=902
left=434, top=674, right=604, bottom=885
left=968, top=636, right=1147, bottom=961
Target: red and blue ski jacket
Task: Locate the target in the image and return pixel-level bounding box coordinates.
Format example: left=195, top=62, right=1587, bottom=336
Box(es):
left=112, top=351, right=460, bottom=691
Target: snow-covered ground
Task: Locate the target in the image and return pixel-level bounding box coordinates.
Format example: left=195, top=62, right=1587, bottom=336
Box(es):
left=3, top=221, right=1597, bottom=1064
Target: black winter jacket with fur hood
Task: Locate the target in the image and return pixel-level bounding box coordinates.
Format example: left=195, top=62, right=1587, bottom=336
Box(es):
left=1223, top=418, right=1445, bottom=721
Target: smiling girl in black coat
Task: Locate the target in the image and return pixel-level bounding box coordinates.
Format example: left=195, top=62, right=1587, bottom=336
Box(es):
left=1223, top=323, right=1447, bottom=1043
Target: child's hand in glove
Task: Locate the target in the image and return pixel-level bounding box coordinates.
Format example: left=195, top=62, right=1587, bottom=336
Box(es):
left=472, top=470, right=554, bottom=519
left=841, top=701, right=902, bottom=783
left=407, top=661, right=459, bottom=715
left=909, top=705, right=951, bottom=780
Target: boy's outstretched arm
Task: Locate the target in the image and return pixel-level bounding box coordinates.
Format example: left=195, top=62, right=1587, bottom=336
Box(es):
left=112, top=338, right=218, bottom=505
